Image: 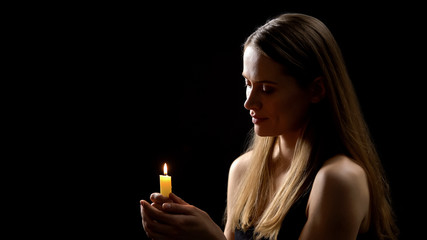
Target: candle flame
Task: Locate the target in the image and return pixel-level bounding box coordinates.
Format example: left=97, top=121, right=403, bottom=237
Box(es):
left=163, top=163, right=168, bottom=175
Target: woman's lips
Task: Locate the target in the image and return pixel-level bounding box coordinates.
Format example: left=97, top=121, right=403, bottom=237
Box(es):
left=252, top=117, right=268, bottom=124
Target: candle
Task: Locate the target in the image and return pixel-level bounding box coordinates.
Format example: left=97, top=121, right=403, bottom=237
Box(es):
left=159, top=163, right=172, bottom=197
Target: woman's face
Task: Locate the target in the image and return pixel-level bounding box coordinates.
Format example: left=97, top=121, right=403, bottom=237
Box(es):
left=243, top=46, right=313, bottom=136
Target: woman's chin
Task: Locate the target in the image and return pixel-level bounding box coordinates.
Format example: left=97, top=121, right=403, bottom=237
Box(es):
left=254, top=127, right=276, bottom=137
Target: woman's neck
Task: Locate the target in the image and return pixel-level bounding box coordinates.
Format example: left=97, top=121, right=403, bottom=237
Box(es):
left=268, top=132, right=299, bottom=189
left=276, top=130, right=300, bottom=164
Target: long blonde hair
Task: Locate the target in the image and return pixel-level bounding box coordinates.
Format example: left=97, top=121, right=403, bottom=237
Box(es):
left=226, top=13, right=399, bottom=240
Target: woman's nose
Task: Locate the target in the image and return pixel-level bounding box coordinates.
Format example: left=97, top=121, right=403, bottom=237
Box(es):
left=244, top=88, right=261, bottom=111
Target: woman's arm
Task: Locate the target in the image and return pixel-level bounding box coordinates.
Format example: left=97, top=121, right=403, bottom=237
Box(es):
left=224, top=151, right=252, bottom=240
left=141, top=152, right=252, bottom=240
left=299, top=156, right=370, bottom=240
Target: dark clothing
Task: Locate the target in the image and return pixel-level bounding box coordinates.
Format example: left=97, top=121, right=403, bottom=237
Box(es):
left=234, top=188, right=376, bottom=239
left=234, top=188, right=310, bottom=240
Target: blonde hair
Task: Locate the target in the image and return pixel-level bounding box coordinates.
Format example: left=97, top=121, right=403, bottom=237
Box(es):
left=226, top=13, right=398, bottom=240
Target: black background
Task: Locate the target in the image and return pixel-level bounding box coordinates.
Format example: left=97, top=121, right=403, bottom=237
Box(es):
left=20, top=1, right=424, bottom=239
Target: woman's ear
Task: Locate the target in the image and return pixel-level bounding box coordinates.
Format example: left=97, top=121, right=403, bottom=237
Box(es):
left=310, top=76, right=325, bottom=103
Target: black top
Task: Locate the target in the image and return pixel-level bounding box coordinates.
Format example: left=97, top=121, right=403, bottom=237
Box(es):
left=234, top=188, right=376, bottom=240
left=234, top=188, right=310, bottom=240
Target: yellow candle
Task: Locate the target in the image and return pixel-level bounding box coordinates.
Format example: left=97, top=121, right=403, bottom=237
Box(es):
left=159, top=163, right=172, bottom=197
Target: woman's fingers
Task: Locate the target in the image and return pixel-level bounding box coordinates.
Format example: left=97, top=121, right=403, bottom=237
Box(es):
left=150, top=193, right=172, bottom=209
left=142, top=200, right=169, bottom=223
left=150, top=193, right=172, bottom=203
left=141, top=196, right=225, bottom=240
left=140, top=200, right=155, bottom=237
left=149, top=192, right=189, bottom=212
left=162, top=202, right=198, bottom=216
left=151, top=202, right=162, bottom=210
left=141, top=200, right=175, bottom=239
left=159, top=192, right=194, bottom=214
left=149, top=193, right=173, bottom=211
left=169, top=192, right=188, bottom=204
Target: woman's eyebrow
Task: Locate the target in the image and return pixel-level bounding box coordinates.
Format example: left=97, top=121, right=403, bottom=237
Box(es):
left=256, top=80, right=278, bottom=85
left=242, top=74, right=278, bottom=85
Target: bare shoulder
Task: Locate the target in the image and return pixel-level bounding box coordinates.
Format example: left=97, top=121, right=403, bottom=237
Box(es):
left=317, top=155, right=368, bottom=186
left=228, top=150, right=253, bottom=183
left=301, top=155, right=370, bottom=238
left=311, top=155, right=370, bottom=207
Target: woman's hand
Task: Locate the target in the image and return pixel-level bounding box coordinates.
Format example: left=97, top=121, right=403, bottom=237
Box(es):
left=148, top=193, right=173, bottom=211
left=140, top=193, right=226, bottom=240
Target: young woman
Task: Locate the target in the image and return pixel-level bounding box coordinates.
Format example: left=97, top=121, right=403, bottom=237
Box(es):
left=140, top=13, right=399, bottom=240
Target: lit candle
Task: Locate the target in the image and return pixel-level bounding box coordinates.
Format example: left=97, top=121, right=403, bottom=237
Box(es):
left=159, top=163, right=172, bottom=197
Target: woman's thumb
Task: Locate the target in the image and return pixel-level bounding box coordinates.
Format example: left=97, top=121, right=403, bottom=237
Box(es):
left=169, top=192, right=188, bottom=204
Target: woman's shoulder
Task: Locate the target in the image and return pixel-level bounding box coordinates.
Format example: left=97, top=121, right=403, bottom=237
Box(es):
left=304, top=154, right=370, bottom=235
left=316, top=155, right=368, bottom=186
left=312, top=155, right=369, bottom=204
left=228, top=151, right=253, bottom=182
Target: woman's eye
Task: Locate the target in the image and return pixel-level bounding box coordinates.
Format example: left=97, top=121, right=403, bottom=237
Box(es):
left=262, top=85, right=274, bottom=94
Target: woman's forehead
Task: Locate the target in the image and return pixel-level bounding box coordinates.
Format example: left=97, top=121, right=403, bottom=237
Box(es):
left=243, top=46, right=288, bottom=83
